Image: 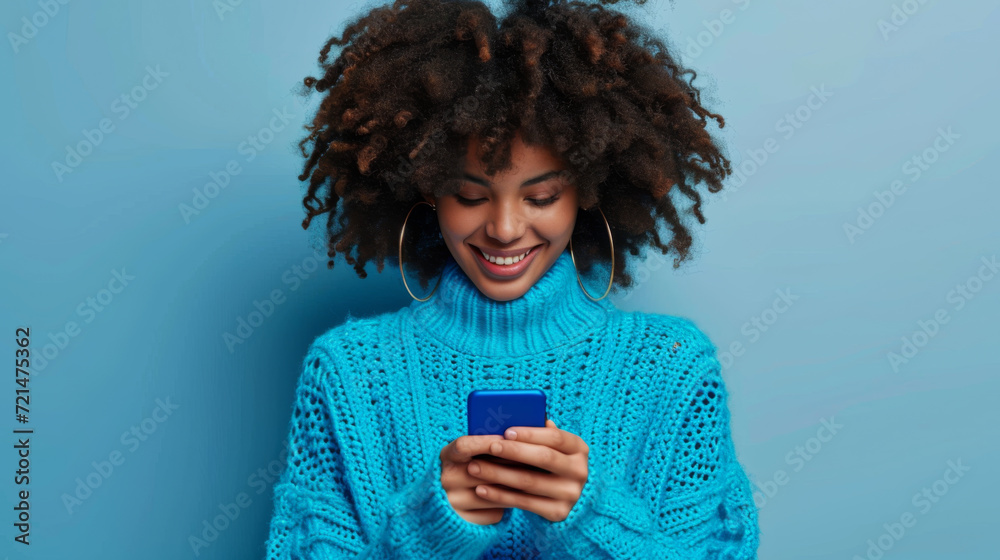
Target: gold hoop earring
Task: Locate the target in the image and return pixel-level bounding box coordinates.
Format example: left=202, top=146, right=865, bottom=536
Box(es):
left=568, top=206, right=614, bottom=301
left=399, top=201, right=443, bottom=302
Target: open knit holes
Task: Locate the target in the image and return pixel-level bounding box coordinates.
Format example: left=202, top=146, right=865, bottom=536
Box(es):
left=290, top=360, right=341, bottom=489
left=272, top=352, right=365, bottom=556
left=504, top=362, right=515, bottom=383
left=660, top=373, right=721, bottom=494
left=430, top=353, right=460, bottom=385
left=670, top=377, right=724, bottom=492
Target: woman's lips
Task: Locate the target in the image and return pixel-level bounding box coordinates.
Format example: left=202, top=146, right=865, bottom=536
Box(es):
left=471, top=244, right=541, bottom=279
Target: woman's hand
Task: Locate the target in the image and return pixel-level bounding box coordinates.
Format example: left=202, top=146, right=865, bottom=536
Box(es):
left=468, top=419, right=589, bottom=522
left=440, top=434, right=512, bottom=526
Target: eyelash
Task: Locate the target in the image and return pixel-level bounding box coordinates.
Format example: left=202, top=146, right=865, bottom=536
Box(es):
left=455, top=195, right=560, bottom=207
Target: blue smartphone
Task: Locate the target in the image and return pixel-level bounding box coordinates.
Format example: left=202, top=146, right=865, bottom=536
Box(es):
left=467, top=389, right=549, bottom=473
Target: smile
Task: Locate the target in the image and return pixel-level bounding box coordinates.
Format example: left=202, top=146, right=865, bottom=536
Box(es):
left=470, top=244, right=542, bottom=278
left=476, top=246, right=534, bottom=265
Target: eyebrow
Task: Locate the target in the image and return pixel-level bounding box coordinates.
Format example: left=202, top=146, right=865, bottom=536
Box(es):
left=462, top=170, right=562, bottom=188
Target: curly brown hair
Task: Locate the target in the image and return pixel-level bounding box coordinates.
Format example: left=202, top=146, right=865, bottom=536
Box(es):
left=295, top=0, right=732, bottom=294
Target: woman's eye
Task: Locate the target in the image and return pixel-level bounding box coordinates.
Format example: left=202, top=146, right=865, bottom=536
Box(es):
left=529, top=196, right=559, bottom=207
left=455, top=195, right=560, bottom=207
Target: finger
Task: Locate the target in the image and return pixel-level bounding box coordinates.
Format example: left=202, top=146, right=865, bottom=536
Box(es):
left=474, top=483, right=567, bottom=522
left=469, top=457, right=577, bottom=502
left=448, top=486, right=511, bottom=512
left=443, top=457, right=528, bottom=496
left=442, top=458, right=499, bottom=489
left=442, top=434, right=505, bottom=464
left=486, top=439, right=572, bottom=478
left=503, top=423, right=581, bottom=456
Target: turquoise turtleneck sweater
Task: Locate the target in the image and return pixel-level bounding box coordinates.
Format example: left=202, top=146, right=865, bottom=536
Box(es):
left=265, top=250, right=760, bottom=559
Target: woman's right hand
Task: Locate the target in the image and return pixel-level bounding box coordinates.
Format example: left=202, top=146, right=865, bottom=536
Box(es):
left=440, top=435, right=509, bottom=525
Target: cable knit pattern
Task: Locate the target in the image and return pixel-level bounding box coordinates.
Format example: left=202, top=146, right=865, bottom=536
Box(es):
left=264, top=250, right=760, bottom=559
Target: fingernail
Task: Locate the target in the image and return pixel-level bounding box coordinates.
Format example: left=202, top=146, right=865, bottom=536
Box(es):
left=505, top=429, right=517, bottom=440
left=468, top=462, right=481, bottom=475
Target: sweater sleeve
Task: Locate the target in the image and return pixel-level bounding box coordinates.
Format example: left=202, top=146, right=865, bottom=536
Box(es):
left=525, top=325, right=760, bottom=559
left=265, top=342, right=512, bottom=559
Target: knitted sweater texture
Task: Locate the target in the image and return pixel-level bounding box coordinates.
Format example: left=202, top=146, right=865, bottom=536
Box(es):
left=265, top=250, right=760, bottom=559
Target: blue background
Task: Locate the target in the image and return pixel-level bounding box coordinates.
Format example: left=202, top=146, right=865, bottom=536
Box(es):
left=1, top=0, right=997, bottom=558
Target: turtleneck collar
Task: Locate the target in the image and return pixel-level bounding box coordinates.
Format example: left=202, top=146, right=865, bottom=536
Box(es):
left=407, top=249, right=615, bottom=357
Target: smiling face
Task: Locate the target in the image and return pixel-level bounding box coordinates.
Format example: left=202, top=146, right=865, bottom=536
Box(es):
left=425, top=131, right=579, bottom=302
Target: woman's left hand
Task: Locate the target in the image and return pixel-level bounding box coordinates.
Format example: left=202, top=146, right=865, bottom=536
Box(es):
left=468, top=419, right=589, bottom=522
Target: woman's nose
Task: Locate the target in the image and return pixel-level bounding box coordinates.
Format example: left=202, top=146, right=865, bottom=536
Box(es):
left=484, top=201, right=525, bottom=244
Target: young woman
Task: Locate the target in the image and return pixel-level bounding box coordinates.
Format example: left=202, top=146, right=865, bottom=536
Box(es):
left=265, top=0, right=760, bottom=558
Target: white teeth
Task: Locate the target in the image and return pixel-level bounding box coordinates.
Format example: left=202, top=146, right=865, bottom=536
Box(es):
left=479, top=247, right=530, bottom=265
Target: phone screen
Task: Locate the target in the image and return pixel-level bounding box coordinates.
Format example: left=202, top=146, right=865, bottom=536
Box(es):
left=468, top=389, right=549, bottom=474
